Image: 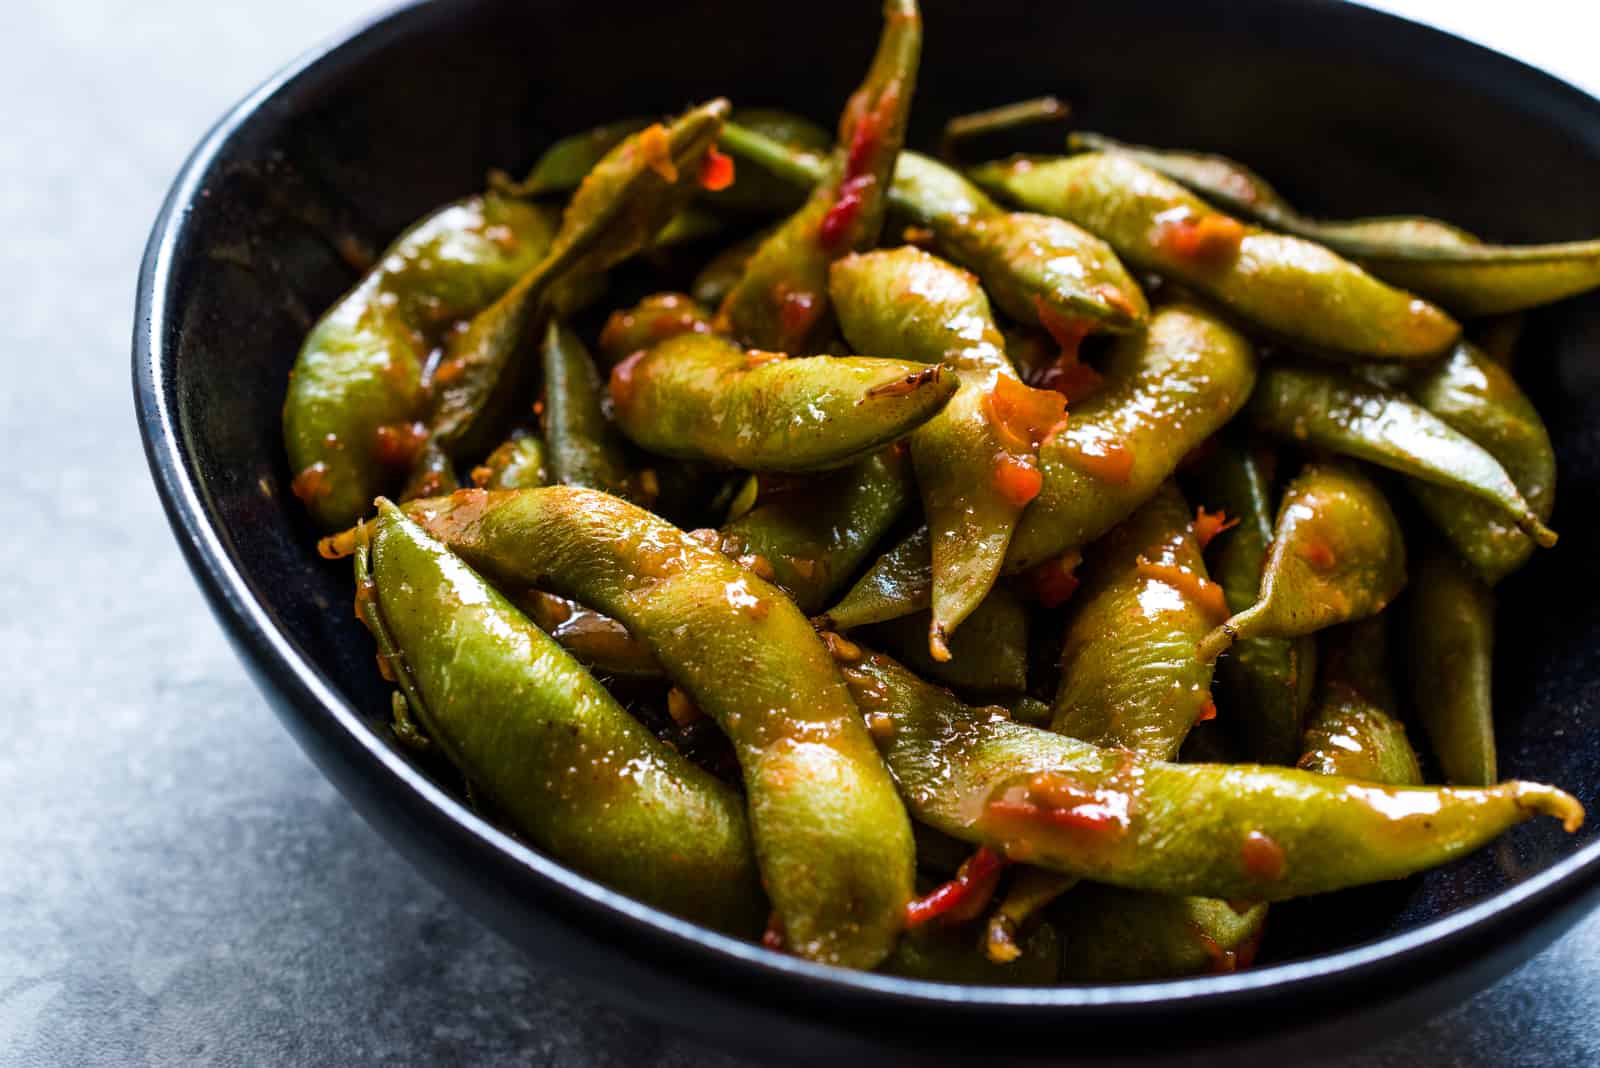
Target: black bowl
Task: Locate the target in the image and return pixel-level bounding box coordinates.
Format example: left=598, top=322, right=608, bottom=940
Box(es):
left=134, top=0, right=1600, bottom=1062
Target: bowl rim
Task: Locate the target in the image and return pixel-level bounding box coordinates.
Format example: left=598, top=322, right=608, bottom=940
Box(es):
left=133, top=0, right=1600, bottom=1028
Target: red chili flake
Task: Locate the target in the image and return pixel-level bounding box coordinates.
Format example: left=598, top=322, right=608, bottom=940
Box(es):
left=992, top=455, right=1043, bottom=507
left=1197, top=696, right=1218, bottom=723
left=775, top=286, right=822, bottom=341
left=818, top=173, right=872, bottom=249
left=760, top=911, right=786, bottom=952
left=1193, top=507, right=1240, bottom=549
left=904, top=847, right=1008, bottom=928
left=698, top=146, right=735, bottom=191
left=1028, top=551, right=1082, bottom=608
left=372, top=421, right=429, bottom=468
left=983, top=374, right=1067, bottom=454
left=1156, top=213, right=1245, bottom=263
left=1240, top=830, right=1286, bottom=882
left=290, top=462, right=332, bottom=503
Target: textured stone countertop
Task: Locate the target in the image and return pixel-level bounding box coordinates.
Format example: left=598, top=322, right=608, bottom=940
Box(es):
left=3, top=1, right=1596, bottom=1064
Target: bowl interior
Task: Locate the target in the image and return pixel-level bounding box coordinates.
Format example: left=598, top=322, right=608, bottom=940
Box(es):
left=146, top=0, right=1600, bottom=1016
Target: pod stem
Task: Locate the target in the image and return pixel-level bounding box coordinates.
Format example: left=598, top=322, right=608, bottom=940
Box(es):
left=1196, top=618, right=1242, bottom=664
left=940, top=96, right=1069, bottom=159
left=718, top=122, right=829, bottom=188
left=353, top=504, right=435, bottom=749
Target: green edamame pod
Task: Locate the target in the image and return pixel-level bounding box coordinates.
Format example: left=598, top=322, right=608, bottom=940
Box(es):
left=718, top=446, right=915, bottom=614
left=1008, top=302, right=1259, bottom=571
left=1051, top=483, right=1224, bottom=758
left=1199, top=461, right=1407, bottom=662
left=719, top=0, right=920, bottom=352
left=418, top=100, right=729, bottom=472
left=881, top=919, right=1060, bottom=985
left=515, top=590, right=663, bottom=680
left=968, top=153, right=1459, bottom=362
left=867, top=586, right=1030, bottom=695
left=540, top=321, right=639, bottom=500
left=284, top=193, right=557, bottom=529
left=716, top=125, right=1146, bottom=334
left=409, top=487, right=915, bottom=969
left=1300, top=619, right=1422, bottom=785
left=472, top=433, right=548, bottom=490
left=358, top=501, right=762, bottom=931
left=1051, top=885, right=1267, bottom=981
left=596, top=292, right=717, bottom=368
left=1069, top=132, right=1600, bottom=316
left=821, top=524, right=932, bottom=630
left=1406, top=343, right=1556, bottom=585
left=494, top=118, right=650, bottom=198
left=1186, top=439, right=1318, bottom=765
left=608, top=332, right=956, bottom=472
left=1245, top=363, right=1557, bottom=548
left=831, top=246, right=1066, bottom=653
left=1409, top=547, right=1498, bottom=786
left=840, top=651, right=1582, bottom=901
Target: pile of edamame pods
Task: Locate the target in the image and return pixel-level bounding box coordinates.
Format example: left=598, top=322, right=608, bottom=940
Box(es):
left=282, top=0, right=1597, bottom=982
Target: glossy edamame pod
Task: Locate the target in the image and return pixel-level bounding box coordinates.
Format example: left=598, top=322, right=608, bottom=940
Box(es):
left=1300, top=618, right=1422, bottom=785
left=472, top=433, right=548, bottom=490
left=417, top=100, right=729, bottom=473
left=407, top=486, right=915, bottom=969
left=821, top=524, right=932, bottom=630
left=1008, top=302, right=1259, bottom=571
left=515, top=590, right=663, bottom=680
left=840, top=651, right=1582, bottom=901
left=1051, top=483, right=1224, bottom=758
left=716, top=124, right=1146, bottom=334
left=1051, top=885, right=1267, bottom=981
left=867, top=586, right=1030, bottom=695
left=1409, top=547, right=1499, bottom=786
left=1199, top=462, right=1407, bottom=663
left=540, top=321, right=639, bottom=499
left=968, top=153, right=1460, bottom=362
left=719, top=0, right=921, bottom=352
left=608, top=332, right=956, bottom=472
left=1069, top=132, right=1600, bottom=316
left=881, top=918, right=1060, bottom=984
left=1186, top=440, right=1318, bottom=765
left=596, top=292, right=716, bottom=368
left=357, top=501, right=763, bottom=931
left=284, top=193, right=557, bottom=529
left=1406, top=342, right=1555, bottom=585
left=831, top=246, right=1065, bottom=652
left=718, top=446, right=915, bottom=614
left=1245, top=363, right=1557, bottom=548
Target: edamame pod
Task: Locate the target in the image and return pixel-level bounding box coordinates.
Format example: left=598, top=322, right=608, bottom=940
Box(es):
left=1051, top=483, right=1224, bottom=758
left=719, top=0, right=921, bottom=352
left=716, top=125, right=1146, bottom=334
left=831, top=246, right=1065, bottom=652
left=419, top=100, right=729, bottom=470
left=1409, top=547, right=1498, bottom=786
left=284, top=193, right=556, bottom=528
left=596, top=292, right=716, bottom=368
left=494, top=118, right=650, bottom=198
left=1300, top=619, right=1422, bottom=785
left=358, top=502, right=762, bottom=931
left=718, top=446, right=915, bottom=614
left=608, top=332, right=956, bottom=472
left=821, top=524, right=932, bottom=631
left=1245, top=364, right=1557, bottom=548
left=408, top=487, right=915, bottom=968
left=1051, top=885, right=1267, bottom=981
left=1070, top=132, right=1600, bottom=316
left=540, top=321, right=639, bottom=499
left=1406, top=342, right=1556, bottom=585
left=841, top=651, right=1582, bottom=901
left=968, top=153, right=1459, bottom=361
left=1186, top=440, right=1317, bottom=765
left=1199, top=462, right=1407, bottom=662
left=472, top=433, right=548, bottom=490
